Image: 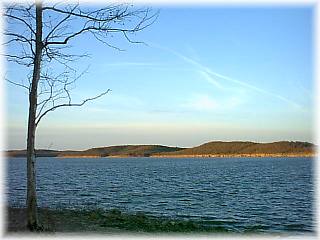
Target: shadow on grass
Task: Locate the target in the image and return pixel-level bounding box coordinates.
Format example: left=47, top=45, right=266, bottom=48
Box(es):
left=7, top=207, right=230, bottom=233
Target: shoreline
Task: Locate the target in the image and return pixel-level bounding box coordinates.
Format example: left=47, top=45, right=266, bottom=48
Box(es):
left=6, top=141, right=316, bottom=159
left=6, top=207, right=229, bottom=233
left=7, top=206, right=313, bottom=234
left=6, top=206, right=314, bottom=234
left=6, top=154, right=316, bottom=159
left=24, top=153, right=317, bottom=158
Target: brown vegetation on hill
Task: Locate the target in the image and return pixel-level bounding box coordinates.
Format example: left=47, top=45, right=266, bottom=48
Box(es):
left=6, top=141, right=316, bottom=158
left=161, top=141, right=315, bottom=156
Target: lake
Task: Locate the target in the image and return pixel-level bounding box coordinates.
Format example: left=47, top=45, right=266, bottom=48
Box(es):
left=6, top=157, right=314, bottom=233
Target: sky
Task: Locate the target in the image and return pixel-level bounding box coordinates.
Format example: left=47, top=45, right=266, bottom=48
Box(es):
left=4, top=4, right=315, bottom=150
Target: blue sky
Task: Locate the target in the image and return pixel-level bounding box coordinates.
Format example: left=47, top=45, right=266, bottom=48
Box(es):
left=5, top=5, right=315, bottom=150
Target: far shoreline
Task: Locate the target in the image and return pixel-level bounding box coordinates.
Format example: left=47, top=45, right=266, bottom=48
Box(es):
left=6, top=141, right=316, bottom=159
left=55, top=154, right=318, bottom=158
left=6, top=153, right=316, bottom=159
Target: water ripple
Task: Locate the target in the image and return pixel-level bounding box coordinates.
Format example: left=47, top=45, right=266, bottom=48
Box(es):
left=6, top=156, right=314, bottom=233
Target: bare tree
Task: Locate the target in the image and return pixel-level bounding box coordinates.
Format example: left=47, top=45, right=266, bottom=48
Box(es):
left=4, top=0, right=157, bottom=231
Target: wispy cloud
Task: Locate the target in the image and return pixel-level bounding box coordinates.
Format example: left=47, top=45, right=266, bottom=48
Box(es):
left=101, top=61, right=193, bottom=72
left=182, top=93, right=245, bottom=112
left=103, top=62, right=161, bottom=67
left=182, top=94, right=218, bottom=111
left=86, top=93, right=146, bottom=113
left=150, top=43, right=303, bottom=110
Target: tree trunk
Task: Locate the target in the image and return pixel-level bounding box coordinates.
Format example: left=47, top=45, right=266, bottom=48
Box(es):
left=26, top=1, right=42, bottom=231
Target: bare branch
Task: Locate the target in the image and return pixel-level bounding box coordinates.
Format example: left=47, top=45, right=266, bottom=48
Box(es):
left=4, top=53, right=34, bottom=67
left=4, top=53, right=33, bottom=59
left=4, top=32, right=36, bottom=43
left=42, top=6, right=158, bottom=47
left=42, top=5, right=131, bottom=23
left=44, top=4, right=78, bottom=42
left=5, top=77, right=30, bottom=91
left=35, top=89, right=111, bottom=126
left=90, top=31, right=125, bottom=51
left=122, top=31, right=145, bottom=45
left=44, top=26, right=147, bottom=46
left=4, top=13, right=36, bottom=35
left=4, top=32, right=36, bottom=56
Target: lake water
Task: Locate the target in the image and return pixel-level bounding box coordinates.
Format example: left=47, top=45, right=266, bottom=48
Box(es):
left=7, top=157, right=314, bottom=233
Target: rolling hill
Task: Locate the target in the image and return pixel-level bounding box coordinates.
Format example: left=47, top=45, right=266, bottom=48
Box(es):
left=6, top=141, right=316, bottom=158
left=157, top=141, right=315, bottom=156
left=6, top=145, right=184, bottom=158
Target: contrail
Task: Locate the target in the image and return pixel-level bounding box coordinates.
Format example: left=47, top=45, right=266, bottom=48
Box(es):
left=205, top=67, right=302, bottom=109
left=198, top=70, right=225, bottom=90
left=150, top=43, right=303, bottom=109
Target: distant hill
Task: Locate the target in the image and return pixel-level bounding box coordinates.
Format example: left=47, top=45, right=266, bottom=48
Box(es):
left=5, top=141, right=316, bottom=158
left=60, top=145, right=184, bottom=157
left=6, top=145, right=184, bottom=158
left=6, top=149, right=60, bottom=158
left=158, top=141, right=315, bottom=156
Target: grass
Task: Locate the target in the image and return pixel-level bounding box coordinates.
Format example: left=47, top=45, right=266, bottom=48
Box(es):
left=9, top=207, right=312, bottom=235
left=7, top=207, right=230, bottom=233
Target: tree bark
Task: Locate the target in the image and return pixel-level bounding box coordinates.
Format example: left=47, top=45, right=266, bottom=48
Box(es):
left=26, top=1, right=42, bottom=231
